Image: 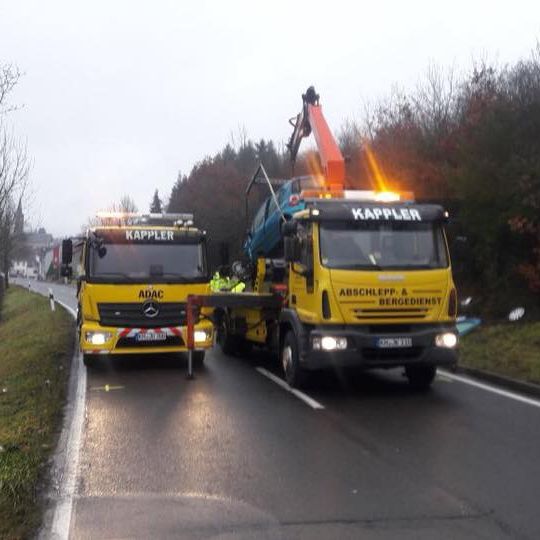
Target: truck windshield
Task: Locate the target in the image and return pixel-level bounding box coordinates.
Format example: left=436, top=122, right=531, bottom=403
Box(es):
left=319, top=221, right=448, bottom=270
left=88, top=242, right=207, bottom=282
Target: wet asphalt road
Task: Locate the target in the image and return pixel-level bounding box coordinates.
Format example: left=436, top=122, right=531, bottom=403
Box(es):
left=23, top=280, right=540, bottom=539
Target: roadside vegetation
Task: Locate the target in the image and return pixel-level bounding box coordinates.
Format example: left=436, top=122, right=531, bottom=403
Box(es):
left=460, top=322, right=540, bottom=384
left=0, top=286, right=73, bottom=540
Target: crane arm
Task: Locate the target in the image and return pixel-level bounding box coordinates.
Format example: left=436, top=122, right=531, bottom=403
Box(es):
left=286, top=86, right=345, bottom=190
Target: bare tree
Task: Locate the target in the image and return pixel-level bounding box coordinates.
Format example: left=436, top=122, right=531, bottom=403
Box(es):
left=0, top=64, right=29, bottom=288
left=412, top=63, right=458, bottom=137
left=0, top=65, right=21, bottom=115
left=115, top=195, right=138, bottom=213
left=83, top=194, right=139, bottom=231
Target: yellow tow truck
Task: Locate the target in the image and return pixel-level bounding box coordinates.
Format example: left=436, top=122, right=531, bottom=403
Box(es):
left=61, top=213, right=213, bottom=367
left=210, top=190, right=458, bottom=389
left=185, top=88, right=458, bottom=389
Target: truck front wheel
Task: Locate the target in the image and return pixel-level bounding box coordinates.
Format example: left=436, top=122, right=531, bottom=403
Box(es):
left=281, top=331, right=308, bottom=388
left=405, top=365, right=436, bottom=390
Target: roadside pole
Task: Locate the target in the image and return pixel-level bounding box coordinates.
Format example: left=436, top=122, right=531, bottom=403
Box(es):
left=48, top=288, right=56, bottom=312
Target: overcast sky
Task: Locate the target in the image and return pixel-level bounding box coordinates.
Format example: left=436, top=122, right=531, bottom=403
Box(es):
left=1, top=0, right=539, bottom=236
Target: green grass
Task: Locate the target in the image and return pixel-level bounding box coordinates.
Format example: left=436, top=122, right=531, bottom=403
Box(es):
left=0, top=286, right=73, bottom=540
left=460, top=322, right=540, bottom=385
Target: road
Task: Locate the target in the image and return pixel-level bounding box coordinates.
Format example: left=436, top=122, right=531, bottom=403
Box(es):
left=21, top=279, right=540, bottom=539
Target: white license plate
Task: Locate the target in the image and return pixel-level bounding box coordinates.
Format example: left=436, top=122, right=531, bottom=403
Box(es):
left=377, top=337, right=413, bottom=348
left=135, top=332, right=167, bottom=342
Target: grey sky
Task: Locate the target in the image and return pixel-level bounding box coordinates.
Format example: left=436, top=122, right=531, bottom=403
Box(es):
left=1, top=0, right=539, bottom=237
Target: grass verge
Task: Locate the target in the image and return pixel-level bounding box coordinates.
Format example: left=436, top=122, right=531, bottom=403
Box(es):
left=460, top=322, right=540, bottom=385
left=0, top=286, right=73, bottom=540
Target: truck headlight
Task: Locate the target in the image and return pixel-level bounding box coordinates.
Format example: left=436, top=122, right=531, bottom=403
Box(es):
left=312, top=336, right=347, bottom=351
left=194, top=330, right=211, bottom=342
left=435, top=332, right=458, bottom=348
left=85, top=331, right=112, bottom=345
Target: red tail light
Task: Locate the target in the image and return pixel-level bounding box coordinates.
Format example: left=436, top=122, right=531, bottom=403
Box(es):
left=270, top=284, right=288, bottom=306
left=288, top=194, right=301, bottom=206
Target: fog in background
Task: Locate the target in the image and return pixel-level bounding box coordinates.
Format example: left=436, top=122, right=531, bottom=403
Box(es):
left=1, top=0, right=539, bottom=236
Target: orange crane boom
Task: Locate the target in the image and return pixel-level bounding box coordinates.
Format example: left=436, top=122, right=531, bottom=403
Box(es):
left=287, top=86, right=345, bottom=190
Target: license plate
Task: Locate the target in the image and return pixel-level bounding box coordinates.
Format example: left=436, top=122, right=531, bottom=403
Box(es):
left=376, top=337, right=412, bottom=348
left=135, top=332, right=167, bottom=342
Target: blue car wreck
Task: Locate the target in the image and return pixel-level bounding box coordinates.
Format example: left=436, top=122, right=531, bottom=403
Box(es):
left=243, top=171, right=321, bottom=263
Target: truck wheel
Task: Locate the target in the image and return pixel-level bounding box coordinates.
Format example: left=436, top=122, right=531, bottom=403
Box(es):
left=191, top=351, right=205, bottom=368
left=281, top=331, right=308, bottom=388
left=235, top=338, right=252, bottom=357
left=218, top=315, right=238, bottom=356
left=405, top=365, right=436, bottom=390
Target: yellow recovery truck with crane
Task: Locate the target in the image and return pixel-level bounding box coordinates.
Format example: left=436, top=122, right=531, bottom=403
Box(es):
left=185, top=88, right=458, bottom=389
left=61, top=213, right=214, bottom=367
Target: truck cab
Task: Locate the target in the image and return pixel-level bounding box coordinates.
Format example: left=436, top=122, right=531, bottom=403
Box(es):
left=62, top=213, right=214, bottom=366
left=277, top=194, right=458, bottom=387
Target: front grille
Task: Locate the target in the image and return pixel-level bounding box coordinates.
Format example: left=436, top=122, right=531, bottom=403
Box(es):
left=362, top=347, right=424, bottom=360
left=368, top=324, right=411, bottom=333
left=98, top=302, right=186, bottom=328
left=116, top=336, right=184, bottom=348
left=353, top=308, right=428, bottom=320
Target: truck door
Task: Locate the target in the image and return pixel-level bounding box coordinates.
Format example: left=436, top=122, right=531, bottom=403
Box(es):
left=289, top=223, right=318, bottom=322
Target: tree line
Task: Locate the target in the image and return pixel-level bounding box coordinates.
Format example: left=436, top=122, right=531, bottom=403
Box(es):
left=164, top=49, right=540, bottom=317
left=166, top=138, right=291, bottom=270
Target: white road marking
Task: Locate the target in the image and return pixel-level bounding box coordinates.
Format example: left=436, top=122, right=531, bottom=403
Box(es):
left=440, top=369, right=540, bottom=409
left=256, top=367, right=325, bottom=410
left=36, top=290, right=84, bottom=540
left=55, top=298, right=77, bottom=318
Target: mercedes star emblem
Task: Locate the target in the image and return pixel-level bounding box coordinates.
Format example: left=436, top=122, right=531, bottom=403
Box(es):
left=142, top=300, right=160, bottom=318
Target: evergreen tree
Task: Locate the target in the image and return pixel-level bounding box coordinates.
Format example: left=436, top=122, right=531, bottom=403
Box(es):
left=150, top=189, right=162, bottom=213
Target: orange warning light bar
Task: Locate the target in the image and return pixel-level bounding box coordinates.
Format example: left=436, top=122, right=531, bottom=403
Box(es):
left=299, top=189, right=415, bottom=202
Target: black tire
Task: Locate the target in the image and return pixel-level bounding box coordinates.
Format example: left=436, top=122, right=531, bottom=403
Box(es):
left=405, top=365, right=437, bottom=391
left=191, top=351, right=205, bottom=368
left=235, top=338, right=253, bottom=357
left=218, top=313, right=238, bottom=356
left=281, top=331, right=308, bottom=388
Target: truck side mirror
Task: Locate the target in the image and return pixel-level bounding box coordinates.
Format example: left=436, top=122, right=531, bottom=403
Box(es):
left=62, top=239, right=73, bottom=265
left=284, top=237, right=298, bottom=263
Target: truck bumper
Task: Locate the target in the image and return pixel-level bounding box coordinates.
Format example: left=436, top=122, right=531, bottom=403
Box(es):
left=80, top=320, right=214, bottom=356
left=299, top=323, right=458, bottom=370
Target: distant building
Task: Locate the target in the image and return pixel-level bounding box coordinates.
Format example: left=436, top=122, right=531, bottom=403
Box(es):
left=24, top=228, right=54, bottom=252
left=11, top=227, right=55, bottom=280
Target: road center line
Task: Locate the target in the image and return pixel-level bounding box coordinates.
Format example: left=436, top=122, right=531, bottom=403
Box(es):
left=256, top=367, right=325, bottom=410
left=440, top=369, right=540, bottom=409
